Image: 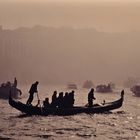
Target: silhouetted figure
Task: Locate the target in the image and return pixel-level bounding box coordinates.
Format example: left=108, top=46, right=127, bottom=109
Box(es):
left=6, top=81, right=11, bottom=87
left=88, top=88, right=96, bottom=107
left=13, top=77, right=17, bottom=88
left=57, top=92, right=64, bottom=108
left=51, top=91, right=57, bottom=108
left=63, top=92, right=69, bottom=107
left=26, top=81, right=39, bottom=105
left=68, top=90, right=75, bottom=107
left=43, top=98, right=50, bottom=108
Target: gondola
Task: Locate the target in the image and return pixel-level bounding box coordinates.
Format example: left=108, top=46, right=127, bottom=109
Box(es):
left=9, top=91, right=124, bottom=116
left=0, top=78, right=22, bottom=99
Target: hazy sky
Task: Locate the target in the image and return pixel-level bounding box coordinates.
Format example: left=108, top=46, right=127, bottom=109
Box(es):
left=1, top=0, right=140, bottom=2
left=0, top=0, right=140, bottom=32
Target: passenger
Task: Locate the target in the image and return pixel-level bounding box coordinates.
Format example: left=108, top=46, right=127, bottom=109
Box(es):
left=57, top=92, right=64, bottom=108
left=51, top=91, right=57, bottom=108
left=43, top=98, right=50, bottom=108
left=6, top=81, right=11, bottom=87
left=26, top=81, right=39, bottom=105
left=88, top=88, right=96, bottom=107
left=68, top=90, right=75, bottom=107
left=63, top=92, right=69, bottom=108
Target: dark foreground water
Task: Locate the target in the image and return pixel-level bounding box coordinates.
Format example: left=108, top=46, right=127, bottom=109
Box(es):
left=0, top=85, right=140, bottom=140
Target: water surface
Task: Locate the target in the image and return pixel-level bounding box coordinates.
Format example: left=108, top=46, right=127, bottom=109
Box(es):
left=0, top=85, right=140, bottom=140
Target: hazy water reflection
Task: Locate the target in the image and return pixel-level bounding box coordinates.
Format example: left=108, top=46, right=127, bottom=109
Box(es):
left=0, top=85, right=140, bottom=140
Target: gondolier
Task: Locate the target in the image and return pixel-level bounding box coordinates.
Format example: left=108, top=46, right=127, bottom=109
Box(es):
left=88, top=88, right=96, bottom=107
left=26, top=81, right=39, bottom=105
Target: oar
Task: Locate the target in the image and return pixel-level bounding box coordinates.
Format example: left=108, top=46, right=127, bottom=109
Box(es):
left=37, top=92, right=40, bottom=101
left=36, top=92, right=43, bottom=114
left=36, top=92, right=41, bottom=107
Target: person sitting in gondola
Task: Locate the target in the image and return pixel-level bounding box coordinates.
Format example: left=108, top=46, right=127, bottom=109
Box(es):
left=43, top=98, right=50, bottom=109
left=63, top=92, right=69, bottom=108
left=57, top=92, right=64, bottom=108
left=88, top=88, right=96, bottom=107
left=68, top=90, right=75, bottom=108
left=51, top=91, right=58, bottom=108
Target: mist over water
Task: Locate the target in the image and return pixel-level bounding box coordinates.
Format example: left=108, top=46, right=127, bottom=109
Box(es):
left=0, top=1, right=140, bottom=140
left=0, top=26, right=140, bottom=85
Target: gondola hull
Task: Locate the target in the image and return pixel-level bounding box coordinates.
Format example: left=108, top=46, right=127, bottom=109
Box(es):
left=9, top=93, right=124, bottom=116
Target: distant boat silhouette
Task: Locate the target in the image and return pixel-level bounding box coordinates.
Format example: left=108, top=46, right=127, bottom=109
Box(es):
left=67, top=83, right=77, bottom=90
left=130, top=85, right=140, bottom=97
left=0, top=78, right=22, bottom=99
left=9, top=91, right=124, bottom=116
left=96, top=83, right=113, bottom=93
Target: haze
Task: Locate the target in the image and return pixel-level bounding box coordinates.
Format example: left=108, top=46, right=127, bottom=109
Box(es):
left=0, top=0, right=140, bottom=86
left=0, top=0, right=140, bottom=32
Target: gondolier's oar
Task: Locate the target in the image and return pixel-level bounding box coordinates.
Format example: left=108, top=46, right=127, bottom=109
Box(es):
left=36, top=92, right=40, bottom=100
left=36, top=92, right=43, bottom=114
left=36, top=92, right=41, bottom=107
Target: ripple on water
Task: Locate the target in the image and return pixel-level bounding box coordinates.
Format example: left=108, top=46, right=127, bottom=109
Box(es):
left=1, top=87, right=140, bottom=140
left=0, top=136, right=14, bottom=140
left=25, top=133, right=52, bottom=139
left=0, top=128, right=4, bottom=133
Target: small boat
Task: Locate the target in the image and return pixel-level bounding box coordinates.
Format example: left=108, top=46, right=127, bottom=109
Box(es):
left=130, top=85, right=140, bottom=97
left=9, top=91, right=124, bottom=116
left=83, top=80, right=94, bottom=89
left=96, top=83, right=113, bottom=93
left=0, top=78, right=22, bottom=99
left=67, top=83, right=77, bottom=90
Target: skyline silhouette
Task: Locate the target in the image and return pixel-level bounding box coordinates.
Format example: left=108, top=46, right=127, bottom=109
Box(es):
left=0, top=26, right=140, bottom=85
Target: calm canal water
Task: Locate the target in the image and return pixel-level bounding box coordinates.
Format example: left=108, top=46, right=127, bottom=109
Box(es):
left=0, top=85, right=140, bottom=140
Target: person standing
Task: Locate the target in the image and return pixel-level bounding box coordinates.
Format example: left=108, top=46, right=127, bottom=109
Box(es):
left=57, top=92, right=64, bottom=108
left=88, top=88, right=96, bottom=107
left=68, top=90, right=75, bottom=107
left=26, top=81, right=39, bottom=105
left=13, top=77, right=17, bottom=88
